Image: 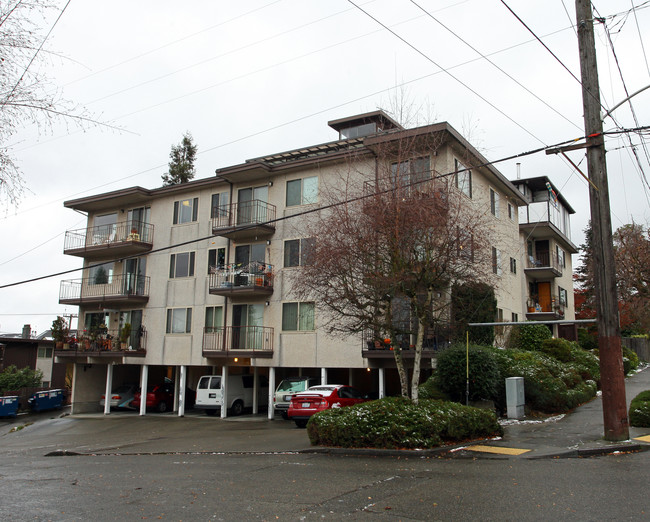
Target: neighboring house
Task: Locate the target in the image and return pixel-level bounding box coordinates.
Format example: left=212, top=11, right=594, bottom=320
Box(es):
left=0, top=326, right=68, bottom=389
left=56, top=111, right=578, bottom=415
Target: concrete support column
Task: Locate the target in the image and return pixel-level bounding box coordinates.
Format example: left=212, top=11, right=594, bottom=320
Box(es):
left=378, top=368, right=385, bottom=399
left=320, top=367, right=327, bottom=385
left=252, top=367, right=259, bottom=415
left=268, top=367, right=276, bottom=420
left=139, top=364, right=149, bottom=416
left=103, top=364, right=113, bottom=415
left=178, top=365, right=187, bottom=417
left=220, top=365, right=228, bottom=419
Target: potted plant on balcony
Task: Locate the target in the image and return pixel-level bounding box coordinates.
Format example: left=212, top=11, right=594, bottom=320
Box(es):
left=119, top=323, right=131, bottom=350
left=51, top=316, right=68, bottom=349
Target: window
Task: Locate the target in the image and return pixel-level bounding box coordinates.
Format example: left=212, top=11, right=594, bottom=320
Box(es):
left=89, top=262, right=114, bottom=285
left=556, top=246, right=566, bottom=268
left=510, top=257, right=517, bottom=274
left=490, top=188, right=500, bottom=217
left=492, top=247, right=502, bottom=275
left=390, top=156, right=431, bottom=189
left=455, top=159, right=472, bottom=198
left=169, top=252, right=195, bottom=278
left=512, top=312, right=519, bottom=322
left=286, top=176, right=318, bottom=206
left=210, top=192, right=229, bottom=218
left=93, top=213, right=117, bottom=243
left=235, top=243, right=265, bottom=267
left=456, top=228, right=474, bottom=262
left=205, top=306, right=223, bottom=329
left=208, top=248, right=226, bottom=273
left=508, top=203, right=515, bottom=221
left=284, top=238, right=315, bottom=267
left=282, top=302, right=315, bottom=331
left=166, top=308, right=192, bottom=333
left=173, top=197, right=198, bottom=224
left=558, top=287, right=568, bottom=306
left=38, top=347, right=53, bottom=358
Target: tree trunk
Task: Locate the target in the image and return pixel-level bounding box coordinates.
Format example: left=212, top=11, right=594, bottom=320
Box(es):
left=393, top=346, right=409, bottom=398
left=410, top=315, right=426, bottom=404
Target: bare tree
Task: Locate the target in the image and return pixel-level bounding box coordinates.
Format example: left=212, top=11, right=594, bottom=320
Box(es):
left=0, top=1, right=112, bottom=207
left=291, top=124, right=496, bottom=402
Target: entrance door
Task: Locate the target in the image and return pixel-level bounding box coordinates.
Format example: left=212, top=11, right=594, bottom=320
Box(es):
left=538, top=282, right=552, bottom=312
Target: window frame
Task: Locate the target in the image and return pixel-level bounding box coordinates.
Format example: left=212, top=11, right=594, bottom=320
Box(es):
left=169, top=251, right=196, bottom=279
left=208, top=247, right=226, bottom=274
left=454, top=159, right=472, bottom=198
left=490, top=187, right=500, bottom=217
left=492, top=247, right=502, bottom=275
left=284, top=238, right=315, bottom=267
left=286, top=176, right=319, bottom=207
left=166, top=308, right=192, bottom=334
left=173, top=197, right=199, bottom=225
left=282, top=302, right=315, bottom=331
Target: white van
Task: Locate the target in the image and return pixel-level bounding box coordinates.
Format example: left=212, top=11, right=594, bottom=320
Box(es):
left=194, top=374, right=268, bottom=416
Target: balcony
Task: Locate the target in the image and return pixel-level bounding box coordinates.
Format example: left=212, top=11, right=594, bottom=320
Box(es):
left=202, top=326, right=274, bottom=358
left=63, top=221, right=154, bottom=259
left=526, top=295, right=566, bottom=321
left=361, top=326, right=450, bottom=362
left=524, top=251, right=563, bottom=278
left=211, top=200, right=276, bottom=240
left=208, top=262, right=274, bottom=297
left=54, top=327, right=147, bottom=361
left=59, top=274, right=150, bottom=306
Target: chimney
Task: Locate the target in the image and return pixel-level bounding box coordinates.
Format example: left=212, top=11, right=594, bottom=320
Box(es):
left=22, top=324, right=31, bottom=339
left=516, top=163, right=521, bottom=179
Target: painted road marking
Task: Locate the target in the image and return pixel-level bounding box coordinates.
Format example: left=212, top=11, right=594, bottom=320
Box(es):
left=634, top=435, right=650, bottom=443
left=465, top=445, right=531, bottom=455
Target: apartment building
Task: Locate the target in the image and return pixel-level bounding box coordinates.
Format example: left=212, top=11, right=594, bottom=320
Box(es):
left=56, top=111, right=577, bottom=415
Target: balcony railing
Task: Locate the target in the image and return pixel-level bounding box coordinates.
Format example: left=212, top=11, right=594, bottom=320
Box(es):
left=64, top=221, right=154, bottom=258
left=362, top=324, right=451, bottom=358
left=56, top=326, right=147, bottom=354
left=202, top=326, right=274, bottom=356
left=525, top=251, right=562, bottom=277
left=526, top=294, right=565, bottom=319
left=208, top=262, right=274, bottom=297
left=59, top=274, right=150, bottom=305
left=211, top=200, right=276, bottom=240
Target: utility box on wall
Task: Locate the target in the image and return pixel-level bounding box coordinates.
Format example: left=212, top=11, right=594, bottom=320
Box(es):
left=505, top=377, right=525, bottom=419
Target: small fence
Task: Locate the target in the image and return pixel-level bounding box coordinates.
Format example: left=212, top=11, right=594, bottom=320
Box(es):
left=623, top=337, right=650, bottom=362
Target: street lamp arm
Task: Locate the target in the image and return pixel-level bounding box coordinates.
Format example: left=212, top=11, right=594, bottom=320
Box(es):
left=602, top=84, right=650, bottom=121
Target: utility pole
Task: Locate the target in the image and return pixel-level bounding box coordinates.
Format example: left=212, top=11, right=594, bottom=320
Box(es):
left=575, top=0, right=629, bottom=441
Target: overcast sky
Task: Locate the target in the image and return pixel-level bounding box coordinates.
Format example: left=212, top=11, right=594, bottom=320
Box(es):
left=1, top=0, right=648, bottom=336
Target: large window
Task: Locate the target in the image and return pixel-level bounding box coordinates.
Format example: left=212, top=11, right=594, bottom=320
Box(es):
left=169, top=252, right=195, bottom=278
left=208, top=248, right=226, bottom=273
left=205, top=306, right=223, bottom=329
left=282, top=302, right=315, bottom=331
left=490, top=188, right=500, bottom=217
left=455, top=159, right=472, bottom=198
left=173, top=197, right=199, bottom=224
left=390, top=156, right=430, bottom=189
left=286, top=176, right=318, bottom=207
left=210, top=192, right=229, bottom=218
left=284, top=238, right=314, bottom=267
left=166, top=308, right=192, bottom=333
left=89, top=262, right=114, bottom=285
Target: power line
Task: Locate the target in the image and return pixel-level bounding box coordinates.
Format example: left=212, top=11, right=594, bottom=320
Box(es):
left=2, top=126, right=646, bottom=290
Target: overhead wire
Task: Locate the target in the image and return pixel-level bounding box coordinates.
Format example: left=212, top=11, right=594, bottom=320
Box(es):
left=2, top=125, right=647, bottom=290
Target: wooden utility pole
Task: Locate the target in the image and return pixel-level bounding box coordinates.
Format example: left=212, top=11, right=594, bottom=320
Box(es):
left=575, top=0, right=629, bottom=441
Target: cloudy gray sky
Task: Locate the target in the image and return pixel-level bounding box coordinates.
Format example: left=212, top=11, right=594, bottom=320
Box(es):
left=1, top=0, right=648, bottom=335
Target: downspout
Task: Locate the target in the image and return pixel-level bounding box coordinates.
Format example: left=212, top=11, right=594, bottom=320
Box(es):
left=216, top=173, right=234, bottom=354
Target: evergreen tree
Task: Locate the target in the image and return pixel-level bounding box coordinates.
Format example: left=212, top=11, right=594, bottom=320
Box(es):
left=162, top=132, right=197, bottom=186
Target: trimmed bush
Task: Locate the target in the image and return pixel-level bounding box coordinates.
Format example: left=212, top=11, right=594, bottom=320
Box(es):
left=629, top=390, right=650, bottom=427
left=435, top=345, right=500, bottom=402
left=622, top=345, right=639, bottom=375
left=539, top=337, right=573, bottom=362
left=509, top=323, right=552, bottom=351
left=306, top=397, right=503, bottom=449
left=418, top=376, right=448, bottom=400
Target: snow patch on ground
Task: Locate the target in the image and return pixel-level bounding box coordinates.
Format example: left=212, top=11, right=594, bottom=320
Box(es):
left=499, top=414, right=565, bottom=426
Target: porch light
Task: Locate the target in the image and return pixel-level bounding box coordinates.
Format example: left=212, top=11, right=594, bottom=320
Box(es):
left=233, top=357, right=239, bottom=362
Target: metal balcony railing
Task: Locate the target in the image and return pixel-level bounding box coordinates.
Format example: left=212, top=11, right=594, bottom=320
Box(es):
left=525, top=251, right=562, bottom=274
left=64, top=221, right=154, bottom=254
left=211, top=200, right=276, bottom=234
left=208, top=262, right=274, bottom=294
left=202, top=326, right=274, bottom=353
left=526, top=294, right=565, bottom=316
left=59, top=274, right=150, bottom=304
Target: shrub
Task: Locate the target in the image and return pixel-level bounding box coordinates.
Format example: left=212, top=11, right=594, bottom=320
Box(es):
left=629, top=390, right=650, bottom=427
left=539, top=337, right=573, bottom=362
left=622, top=346, right=639, bottom=374
left=306, top=397, right=503, bottom=449
left=435, top=345, right=500, bottom=402
left=418, top=375, right=448, bottom=400
left=0, top=365, right=43, bottom=393
left=577, top=327, right=598, bottom=351
left=509, top=323, right=552, bottom=351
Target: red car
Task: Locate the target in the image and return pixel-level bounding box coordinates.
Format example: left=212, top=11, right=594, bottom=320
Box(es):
left=287, top=385, right=370, bottom=428
left=131, top=382, right=174, bottom=413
